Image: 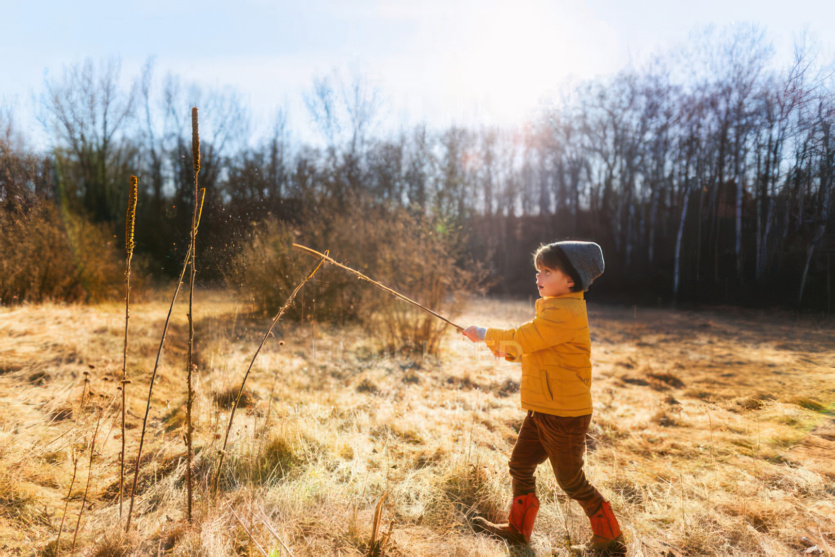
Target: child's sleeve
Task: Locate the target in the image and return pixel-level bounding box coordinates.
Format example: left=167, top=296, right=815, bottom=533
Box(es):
left=484, top=307, right=576, bottom=360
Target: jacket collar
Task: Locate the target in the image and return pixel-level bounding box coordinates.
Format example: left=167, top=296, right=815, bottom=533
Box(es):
left=535, top=291, right=584, bottom=312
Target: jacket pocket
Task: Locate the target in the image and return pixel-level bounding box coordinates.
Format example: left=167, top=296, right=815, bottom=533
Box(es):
left=542, top=365, right=590, bottom=401
left=575, top=368, right=591, bottom=387
left=540, top=369, right=554, bottom=401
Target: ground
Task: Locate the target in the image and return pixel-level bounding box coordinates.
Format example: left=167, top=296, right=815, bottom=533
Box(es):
left=0, top=292, right=833, bottom=556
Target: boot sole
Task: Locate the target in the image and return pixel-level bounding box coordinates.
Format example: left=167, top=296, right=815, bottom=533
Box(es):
left=569, top=536, right=627, bottom=556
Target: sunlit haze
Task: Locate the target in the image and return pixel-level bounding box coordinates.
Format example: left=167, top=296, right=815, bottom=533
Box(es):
left=2, top=0, right=833, bottom=147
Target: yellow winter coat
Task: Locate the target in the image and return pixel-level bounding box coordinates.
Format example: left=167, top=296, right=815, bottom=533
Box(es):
left=484, top=292, right=592, bottom=417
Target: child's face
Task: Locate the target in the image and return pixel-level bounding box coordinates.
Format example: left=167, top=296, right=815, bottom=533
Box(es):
left=535, top=266, right=575, bottom=297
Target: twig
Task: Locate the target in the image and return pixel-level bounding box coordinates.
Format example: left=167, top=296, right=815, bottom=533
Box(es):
left=292, top=243, right=463, bottom=331
left=255, top=506, right=294, bottom=557
left=54, top=446, right=81, bottom=557
left=120, top=175, right=138, bottom=520
left=213, top=254, right=327, bottom=494
left=80, top=372, right=90, bottom=410
left=225, top=501, right=268, bottom=557
left=72, top=397, right=115, bottom=553
left=186, top=106, right=202, bottom=523
left=255, top=354, right=283, bottom=477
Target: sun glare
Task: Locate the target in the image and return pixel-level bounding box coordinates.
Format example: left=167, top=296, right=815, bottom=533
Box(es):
left=442, top=1, right=577, bottom=125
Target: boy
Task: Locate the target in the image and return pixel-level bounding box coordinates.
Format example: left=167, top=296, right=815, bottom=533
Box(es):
left=462, top=241, right=624, bottom=554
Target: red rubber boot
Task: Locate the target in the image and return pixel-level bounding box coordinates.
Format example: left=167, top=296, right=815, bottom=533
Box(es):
left=473, top=493, right=540, bottom=544
left=570, top=501, right=626, bottom=555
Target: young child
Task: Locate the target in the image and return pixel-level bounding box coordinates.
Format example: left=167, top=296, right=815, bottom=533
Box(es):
left=462, top=241, right=624, bottom=554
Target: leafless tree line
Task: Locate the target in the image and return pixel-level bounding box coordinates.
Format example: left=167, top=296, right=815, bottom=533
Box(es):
left=1, top=26, right=832, bottom=308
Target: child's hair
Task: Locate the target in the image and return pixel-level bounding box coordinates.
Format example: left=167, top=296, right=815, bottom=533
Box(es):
left=533, top=243, right=584, bottom=292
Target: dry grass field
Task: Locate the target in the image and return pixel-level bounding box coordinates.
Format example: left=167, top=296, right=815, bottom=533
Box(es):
left=0, top=292, right=833, bottom=556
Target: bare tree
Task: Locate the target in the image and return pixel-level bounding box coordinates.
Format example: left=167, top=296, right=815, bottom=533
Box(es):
left=40, top=57, right=137, bottom=222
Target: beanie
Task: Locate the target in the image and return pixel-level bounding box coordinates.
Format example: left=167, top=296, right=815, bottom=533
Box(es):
left=555, top=241, right=604, bottom=291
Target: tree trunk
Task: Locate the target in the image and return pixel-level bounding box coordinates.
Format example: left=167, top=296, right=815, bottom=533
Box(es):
left=798, top=225, right=824, bottom=305
left=674, top=188, right=691, bottom=303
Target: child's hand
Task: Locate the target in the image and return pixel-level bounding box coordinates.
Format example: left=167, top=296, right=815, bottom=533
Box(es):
left=461, top=326, right=486, bottom=342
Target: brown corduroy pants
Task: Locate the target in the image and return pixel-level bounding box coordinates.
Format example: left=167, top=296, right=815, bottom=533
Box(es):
left=508, top=411, right=604, bottom=517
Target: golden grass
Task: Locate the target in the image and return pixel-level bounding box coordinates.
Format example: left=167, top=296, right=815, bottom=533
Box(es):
left=0, top=294, right=832, bottom=555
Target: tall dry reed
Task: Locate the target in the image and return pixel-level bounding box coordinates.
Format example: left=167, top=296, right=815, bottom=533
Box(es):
left=125, top=187, right=206, bottom=531
left=185, top=107, right=201, bottom=523
left=119, top=175, right=138, bottom=520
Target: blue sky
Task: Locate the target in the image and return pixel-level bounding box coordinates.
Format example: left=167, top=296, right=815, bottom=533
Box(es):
left=2, top=0, right=834, bottom=148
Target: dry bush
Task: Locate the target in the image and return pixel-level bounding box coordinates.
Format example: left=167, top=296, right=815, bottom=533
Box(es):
left=229, top=201, right=482, bottom=355
left=351, top=207, right=479, bottom=356
left=0, top=202, right=124, bottom=304
left=227, top=218, right=354, bottom=321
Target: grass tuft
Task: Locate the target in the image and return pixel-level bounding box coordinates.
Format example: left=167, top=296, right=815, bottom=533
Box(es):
left=0, top=472, right=34, bottom=522
left=86, top=530, right=135, bottom=557
left=790, top=396, right=828, bottom=413
left=426, top=464, right=501, bottom=527
left=213, top=387, right=257, bottom=410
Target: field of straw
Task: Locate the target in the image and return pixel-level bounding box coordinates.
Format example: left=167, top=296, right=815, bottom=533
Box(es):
left=0, top=291, right=833, bottom=556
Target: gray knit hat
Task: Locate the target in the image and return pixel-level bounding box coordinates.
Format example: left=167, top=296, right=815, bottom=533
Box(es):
left=556, top=241, right=605, bottom=291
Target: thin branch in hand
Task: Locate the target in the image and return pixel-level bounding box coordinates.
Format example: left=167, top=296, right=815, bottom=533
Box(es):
left=292, top=243, right=462, bottom=330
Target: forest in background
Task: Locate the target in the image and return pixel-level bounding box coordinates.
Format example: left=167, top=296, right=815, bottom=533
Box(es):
left=1, top=25, right=833, bottom=311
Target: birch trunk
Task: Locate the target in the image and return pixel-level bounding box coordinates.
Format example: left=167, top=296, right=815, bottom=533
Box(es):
left=674, top=188, right=691, bottom=301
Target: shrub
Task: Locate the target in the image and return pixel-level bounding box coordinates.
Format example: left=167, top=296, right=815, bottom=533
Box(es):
left=228, top=200, right=482, bottom=355
left=226, top=218, right=356, bottom=322
left=352, top=205, right=479, bottom=356
left=0, top=202, right=124, bottom=304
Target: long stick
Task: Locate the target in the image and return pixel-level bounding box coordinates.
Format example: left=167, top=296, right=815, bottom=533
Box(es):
left=212, top=255, right=327, bottom=495
left=291, top=243, right=463, bottom=331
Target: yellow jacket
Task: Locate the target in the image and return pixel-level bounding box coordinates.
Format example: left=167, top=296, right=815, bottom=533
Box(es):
left=485, top=292, right=592, bottom=417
